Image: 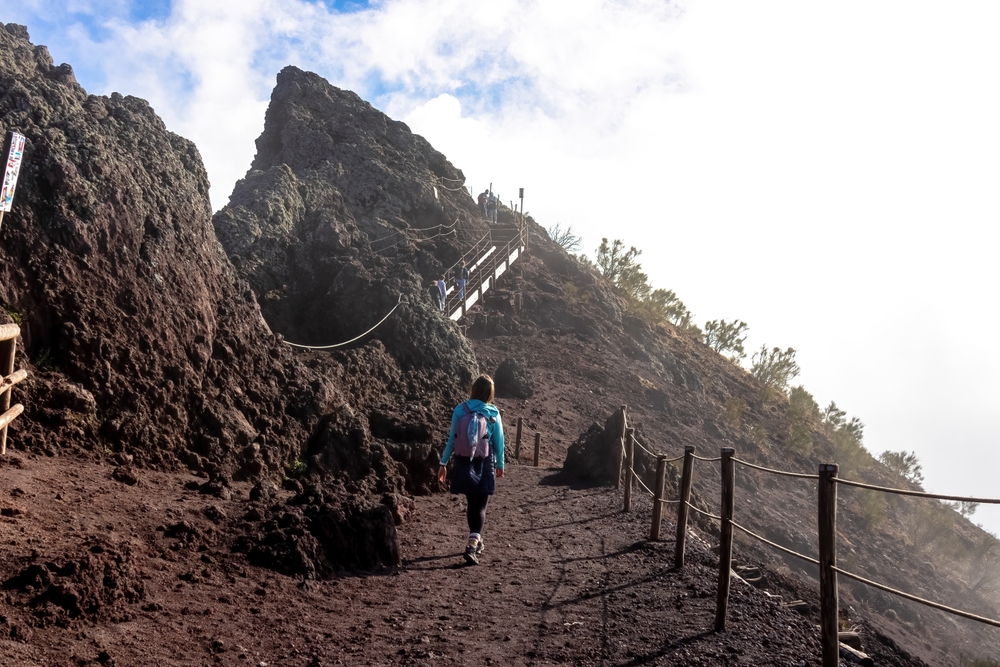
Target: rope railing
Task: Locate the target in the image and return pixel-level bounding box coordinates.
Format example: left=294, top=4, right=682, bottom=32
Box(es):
left=832, top=477, right=1000, bottom=504
left=445, top=224, right=527, bottom=319
left=633, top=438, right=658, bottom=459
left=831, top=565, right=1000, bottom=628
left=284, top=294, right=405, bottom=350
left=685, top=501, right=722, bottom=522
left=729, top=519, right=819, bottom=566
left=733, top=458, right=819, bottom=480
left=598, top=403, right=1000, bottom=665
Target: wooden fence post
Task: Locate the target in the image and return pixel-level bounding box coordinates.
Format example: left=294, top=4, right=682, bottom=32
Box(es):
left=614, top=405, right=627, bottom=489
left=714, top=447, right=736, bottom=632
left=675, top=446, right=695, bottom=568
left=0, top=333, right=17, bottom=455
left=819, top=463, right=840, bottom=667
left=650, top=455, right=667, bottom=541
left=623, top=427, right=635, bottom=512
left=515, top=417, right=523, bottom=462
left=533, top=432, right=540, bottom=467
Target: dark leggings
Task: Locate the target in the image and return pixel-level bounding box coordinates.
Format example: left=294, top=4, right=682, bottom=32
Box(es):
left=466, top=493, right=490, bottom=534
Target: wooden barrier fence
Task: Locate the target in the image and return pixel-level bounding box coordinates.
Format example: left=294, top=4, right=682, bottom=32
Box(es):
left=607, top=404, right=1000, bottom=667
left=445, top=221, right=528, bottom=322
left=0, top=323, right=26, bottom=454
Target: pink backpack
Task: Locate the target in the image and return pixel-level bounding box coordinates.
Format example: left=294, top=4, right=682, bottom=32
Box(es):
left=454, top=402, right=493, bottom=459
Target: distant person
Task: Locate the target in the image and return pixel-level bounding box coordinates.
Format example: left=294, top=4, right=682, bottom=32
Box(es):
left=437, top=374, right=505, bottom=565
left=487, top=193, right=498, bottom=224
left=436, top=276, right=447, bottom=312
left=478, top=190, right=489, bottom=218
left=454, top=262, right=468, bottom=302
left=428, top=279, right=443, bottom=311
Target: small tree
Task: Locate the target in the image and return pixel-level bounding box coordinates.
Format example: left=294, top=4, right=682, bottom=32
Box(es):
left=547, top=223, right=582, bottom=253
left=750, top=345, right=800, bottom=392
left=786, top=385, right=820, bottom=455
left=878, top=450, right=925, bottom=488
left=595, top=238, right=641, bottom=284
left=704, top=319, right=749, bottom=363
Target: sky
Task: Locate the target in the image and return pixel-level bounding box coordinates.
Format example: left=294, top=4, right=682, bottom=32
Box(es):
left=4, top=0, right=1000, bottom=532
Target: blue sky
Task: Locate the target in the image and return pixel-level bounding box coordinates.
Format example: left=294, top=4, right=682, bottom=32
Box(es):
left=4, top=0, right=1000, bottom=539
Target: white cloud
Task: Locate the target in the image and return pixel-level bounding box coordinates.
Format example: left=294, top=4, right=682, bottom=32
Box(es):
left=6, top=0, right=1000, bottom=533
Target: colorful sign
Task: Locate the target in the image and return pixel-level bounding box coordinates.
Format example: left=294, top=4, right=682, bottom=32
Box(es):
left=1, top=132, right=26, bottom=213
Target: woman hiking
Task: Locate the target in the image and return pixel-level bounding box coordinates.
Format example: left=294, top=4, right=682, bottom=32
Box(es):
left=437, top=374, right=505, bottom=565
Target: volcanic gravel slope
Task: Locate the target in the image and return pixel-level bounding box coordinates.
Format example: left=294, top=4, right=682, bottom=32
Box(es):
left=0, top=452, right=928, bottom=667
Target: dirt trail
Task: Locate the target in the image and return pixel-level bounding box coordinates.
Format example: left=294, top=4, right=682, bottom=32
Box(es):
left=0, top=454, right=851, bottom=667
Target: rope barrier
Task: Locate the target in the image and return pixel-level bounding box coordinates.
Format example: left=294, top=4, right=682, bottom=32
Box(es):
left=284, top=294, right=405, bottom=350
left=371, top=219, right=459, bottom=246
left=832, top=478, right=1000, bottom=504
left=729, top=520, right=819, bottom=566
left=437, top=184, right=468, bottom=192
left=444, top=229, right=492, bottom=275
left=692, top=455, right=722, bottom=462
left=831, top=566, right=1000, bottom=628
left=733, top=458, right=819, bottom=480
left=633, top=439, right=658, bottom=459
left=685, top=501, right=722, bottom=521
left=434, top=175, right=465, bottom=183
left=664, top=455, right=684, bottom=464
left=634, top=473, right=656, bottom=498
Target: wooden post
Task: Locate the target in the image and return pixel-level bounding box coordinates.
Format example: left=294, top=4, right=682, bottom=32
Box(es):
left=515, top=417, right=523, bottom=462
left=650, top=455, right=667, bottom=541
left=675, top=446, right=695, bottom=568
left=714, top=447, right=736, bottom=632
left=623, top=427, right=635, bottom=512
left=819, top=463, right=840, bottom=667
left=0, top=334, right=16, bottom=455
left=533, top=432, right=540, bottom=467
left=614, top=405, right=627, bottom=489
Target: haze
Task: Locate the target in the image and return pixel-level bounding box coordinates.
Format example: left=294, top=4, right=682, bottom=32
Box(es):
left=6, top=1, right=1000, bottom=533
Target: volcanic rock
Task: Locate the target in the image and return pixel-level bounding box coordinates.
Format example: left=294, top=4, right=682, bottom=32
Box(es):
left=213, top=66, right=479, bottom=388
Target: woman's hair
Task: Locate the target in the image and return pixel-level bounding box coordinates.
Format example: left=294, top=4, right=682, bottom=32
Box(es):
left=469, top=374, right=495, bottom=404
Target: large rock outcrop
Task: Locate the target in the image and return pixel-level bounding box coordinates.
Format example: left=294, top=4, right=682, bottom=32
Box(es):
left=0, top=24, right=340, bottom=478
left=213, top=66, right=479, bottom=386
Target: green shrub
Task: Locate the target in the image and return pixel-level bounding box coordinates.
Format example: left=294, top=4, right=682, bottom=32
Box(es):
left=284, top=458, right=307, bottom=477
left=878, top=450, right=924, bottom=488
left=704, top=319, right=748, bottom=363
left=785, top=385, right=820, bottom=455
left=855, top=488, right=887, bottom=529
left=750, top=345, right=800, bottom=392
left=722, top=397, right=747, bottom=429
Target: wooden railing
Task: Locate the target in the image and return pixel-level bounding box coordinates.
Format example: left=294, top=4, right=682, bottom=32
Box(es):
left=609, top=404, right=1000, bottom=667
left=0, top=323, right=26, bottom=454
left=445, top=222, right=527, bottom=321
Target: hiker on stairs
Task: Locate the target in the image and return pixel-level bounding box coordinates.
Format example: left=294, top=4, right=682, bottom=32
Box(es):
left=436, top=275, right=447, bottom=313
left=428, top=279, right=444, bottom=312
left=487, top=193, right=498, bottom=224
left=478, top=190, right=489, bottom=219
left=454, top=262, right=468, bottom=302
left=437, top=374, right=505, bottom=565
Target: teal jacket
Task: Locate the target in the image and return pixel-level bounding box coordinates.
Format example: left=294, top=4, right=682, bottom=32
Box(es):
left=440, top=400, right=505, bottom=470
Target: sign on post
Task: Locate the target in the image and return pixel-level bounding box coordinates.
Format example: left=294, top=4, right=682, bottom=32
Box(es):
left=1, top=131, right=26, bottom=213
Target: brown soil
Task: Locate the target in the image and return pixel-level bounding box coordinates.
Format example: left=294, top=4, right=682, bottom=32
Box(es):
left=0, top=451, right=923, bottom=667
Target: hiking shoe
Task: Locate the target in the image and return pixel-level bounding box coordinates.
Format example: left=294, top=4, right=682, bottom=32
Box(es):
left=475, top=538, right=485, bottom=555
left=464, top=538, right=480, bottom=565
